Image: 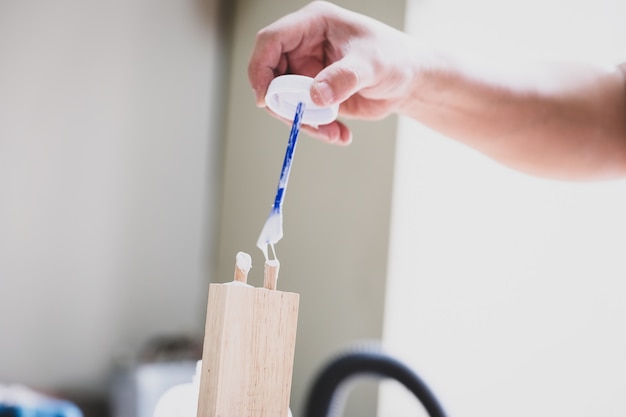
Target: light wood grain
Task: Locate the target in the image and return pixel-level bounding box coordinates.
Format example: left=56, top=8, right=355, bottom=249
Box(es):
left=234, top=265, right=249, bottom=283
left=234, top=252, right=251, bottom=283
left=197, top=282, right=299, bottom=417
left=263, top=260, right=280, bottom=290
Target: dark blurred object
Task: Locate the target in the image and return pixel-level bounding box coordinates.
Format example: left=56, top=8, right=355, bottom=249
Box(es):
left=67, top=397, right=108, bottom=417
left=304, top=343, right=447, bottom=417
left=110, top=335, right=202, bottom=417
left=136, top=335, right=202, bottom=364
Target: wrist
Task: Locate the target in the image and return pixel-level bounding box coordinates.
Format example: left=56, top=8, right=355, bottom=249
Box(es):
left=395, top=45, right=449, bottom=118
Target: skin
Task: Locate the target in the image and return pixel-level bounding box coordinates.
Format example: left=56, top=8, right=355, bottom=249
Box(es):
left=248, top=1, right=626, bottom=181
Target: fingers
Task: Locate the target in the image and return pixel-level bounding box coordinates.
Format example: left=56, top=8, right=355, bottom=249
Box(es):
left=248, top=3, right=331, bottom=107
left=248, top=28, right=289, bottom=107
left=248, top=39, right=281, bottom=106
left=249, top=1, right=367, bottom=145
left=310, top=52, right=375, bottom=108
left=267, top=108, right=352, bottom=146
left=301, top=122, right=353, bottom=146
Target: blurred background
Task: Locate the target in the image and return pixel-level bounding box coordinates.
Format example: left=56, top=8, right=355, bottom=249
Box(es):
left=0, top=1, right=624, bottom=417
left=1, top=0, right=226, bottom=416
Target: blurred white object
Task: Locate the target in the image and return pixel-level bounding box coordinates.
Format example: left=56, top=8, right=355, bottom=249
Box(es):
left=111, top=361, right=197, bottom=417
left=152, top=361, right=293, bottom=417
left=152, top=361, right=200, bottom=417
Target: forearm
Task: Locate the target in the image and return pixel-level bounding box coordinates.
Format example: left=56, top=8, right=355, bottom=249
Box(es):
left=400, top=57, right=626, bottom=180
left=248, top=2, right=626, bottom=180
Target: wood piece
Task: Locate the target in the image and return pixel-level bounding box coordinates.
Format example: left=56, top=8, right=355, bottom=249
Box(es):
left=234, top=265, right=248, bottom=283
left=234, top=252, right=251, bottom=283
left=197, top=282, right=299, bottom=417
left=263, top=259, right=280, bottom=290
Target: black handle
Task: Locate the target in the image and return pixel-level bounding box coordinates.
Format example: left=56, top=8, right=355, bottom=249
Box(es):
left=303, top=346, right=447, bottom=417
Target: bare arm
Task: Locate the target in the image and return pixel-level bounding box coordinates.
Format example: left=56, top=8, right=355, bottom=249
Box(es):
left=248, top=1, right=626, bottom=180
left=400, top=58, right=626, bottom=180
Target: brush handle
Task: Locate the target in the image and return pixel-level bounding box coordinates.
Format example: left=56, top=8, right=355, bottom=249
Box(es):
left=272, top=101, right=305, bottom=212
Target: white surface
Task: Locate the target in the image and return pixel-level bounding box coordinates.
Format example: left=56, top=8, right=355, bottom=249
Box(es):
left=112, top=362, right=197, bottom=417
left=152, top=361, right=200, bottom=417
left=380, top=0, right=626, bottom=416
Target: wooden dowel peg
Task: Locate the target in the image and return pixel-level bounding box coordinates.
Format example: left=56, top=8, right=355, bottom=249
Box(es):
left=233, top=251, right=252, bottom=283
left=263, top=259, right=280, bottom=290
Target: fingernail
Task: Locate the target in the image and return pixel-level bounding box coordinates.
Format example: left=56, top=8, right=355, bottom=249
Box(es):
left=253, top=88, right=266, bottom=107
left=311, top=81, right=334, bottom=106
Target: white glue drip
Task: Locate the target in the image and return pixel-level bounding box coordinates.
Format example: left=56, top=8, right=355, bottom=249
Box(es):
left=260, top=240, right=278, bottom=263
left=226, top=280, right=253, bottom=288
left=230, top=251, right=254, bottom=287
left=235, top=251, right=252, bottom=274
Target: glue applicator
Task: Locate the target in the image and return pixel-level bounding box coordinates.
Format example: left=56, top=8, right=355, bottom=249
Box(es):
left=256, top=75, right=339, bottom=261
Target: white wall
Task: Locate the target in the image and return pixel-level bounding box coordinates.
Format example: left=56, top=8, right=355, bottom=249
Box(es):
left=215, top=1, right=405, bottom=416
left=0, top=0, right=225, bottom=397
left=381, top=0, right=626, bottom=416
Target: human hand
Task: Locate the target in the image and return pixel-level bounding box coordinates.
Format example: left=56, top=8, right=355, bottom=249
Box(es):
left=248, top=1, right=420, bottom=145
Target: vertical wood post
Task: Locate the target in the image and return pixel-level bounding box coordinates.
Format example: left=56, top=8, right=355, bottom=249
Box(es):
left=197, top=259, right=299, bottom=417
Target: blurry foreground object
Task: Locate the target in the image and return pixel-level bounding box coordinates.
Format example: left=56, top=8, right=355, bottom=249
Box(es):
left=110, top=335, right=202, bottom=417
left=304, top=344, right=447, bottom=417
left=0, top=384, right=83, bottom=417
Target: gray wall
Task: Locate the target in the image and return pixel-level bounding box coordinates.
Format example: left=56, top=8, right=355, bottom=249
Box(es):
left=0, top=0, right=226, bottom=397
left=215, top=1, right=406, bottom=415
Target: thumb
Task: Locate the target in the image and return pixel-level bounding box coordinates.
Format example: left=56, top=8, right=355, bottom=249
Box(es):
left=310, top=54, right=374, bottom=107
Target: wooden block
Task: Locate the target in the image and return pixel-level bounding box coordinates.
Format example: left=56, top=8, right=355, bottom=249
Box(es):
left=197, top=282, right=299, bottom=417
